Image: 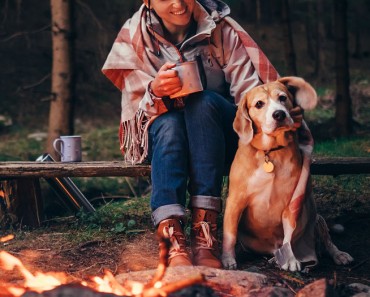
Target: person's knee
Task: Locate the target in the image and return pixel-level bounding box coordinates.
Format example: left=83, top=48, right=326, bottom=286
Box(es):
left=151, top=112, right=178, bottom=132
left=186, top=90, right=226, bottom=115
left=149, top=112, right=185, bottom=145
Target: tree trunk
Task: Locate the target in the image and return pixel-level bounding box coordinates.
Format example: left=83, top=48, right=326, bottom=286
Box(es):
left=334, top=0, right=352, bottom=136
left=256, top=0, right=261, bottom=26
left=314, top=0, right=326, bottom=78
left=352, top=2, right=362, bottom=59
left=281, top=0, right=297, bottom=75
left=305, top=0, right=315, bottom=61
left=46, top=0, right=76, bottom=160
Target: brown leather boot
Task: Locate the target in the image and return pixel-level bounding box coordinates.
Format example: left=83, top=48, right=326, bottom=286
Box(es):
left=191, top=208, right=222, bottom=268
left=157, top=218, right=192, bottom=267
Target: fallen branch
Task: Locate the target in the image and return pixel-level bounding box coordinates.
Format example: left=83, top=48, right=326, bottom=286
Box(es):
left=160, top=274, right=205, bottom=294
left=348, top=257, right=370, bottom=272
left=0, top=234, right=14, bottom=243
left=76, top=0, right=103, bottom=30
left=280, top=279, right=297, bottom=295
left=0, top=24, right=51, bottom=42
left=16, top=73, right=51, bottom=92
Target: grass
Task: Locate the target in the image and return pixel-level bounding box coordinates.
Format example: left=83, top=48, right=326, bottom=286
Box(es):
left=314, top=137, right=370, bottom=157
left=75, top=195, right=152, bottom=244
left=7, top=195, right=153, bottom=247
left=0, top=126, right=123, bottom=162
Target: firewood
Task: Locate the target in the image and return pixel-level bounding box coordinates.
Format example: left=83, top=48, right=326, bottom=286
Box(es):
left=160, top=274, right=205, bottom=294
left=296, top=278, right=335, bottom=297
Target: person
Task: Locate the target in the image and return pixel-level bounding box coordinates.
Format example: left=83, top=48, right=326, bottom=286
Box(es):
left=102, top=0, right=300, bottom=268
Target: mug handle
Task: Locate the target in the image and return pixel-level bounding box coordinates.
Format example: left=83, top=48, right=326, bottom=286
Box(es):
left=53, top=138, right=64, bottom=157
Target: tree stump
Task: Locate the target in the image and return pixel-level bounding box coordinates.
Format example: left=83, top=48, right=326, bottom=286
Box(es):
left=0, top=178, right=43, bottom=228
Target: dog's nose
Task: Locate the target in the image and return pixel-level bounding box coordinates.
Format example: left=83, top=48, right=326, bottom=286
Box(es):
left=272, top=110, right=286, bottom=122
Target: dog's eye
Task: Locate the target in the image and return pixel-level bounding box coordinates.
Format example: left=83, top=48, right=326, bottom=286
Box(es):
left=255, top=101, right=265, bottom=109
left=279, top=95, right=287, bottom=102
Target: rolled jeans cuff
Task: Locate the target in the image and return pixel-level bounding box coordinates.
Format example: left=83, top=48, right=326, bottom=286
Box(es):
left=189, top=195, right=222, bottom=213
left=151, top=204, right=187, bottom=227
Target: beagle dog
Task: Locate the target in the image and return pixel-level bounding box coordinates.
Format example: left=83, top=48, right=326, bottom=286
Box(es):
left=222, top=77, right=353, bottom=271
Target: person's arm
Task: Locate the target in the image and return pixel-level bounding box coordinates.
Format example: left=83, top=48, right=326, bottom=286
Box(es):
left=138, top=81, right=168, bottom=117
left=139, top=62, right=182, bottom=116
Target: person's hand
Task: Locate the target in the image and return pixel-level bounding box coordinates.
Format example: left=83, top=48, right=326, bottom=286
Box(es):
left=150, top=62, right=182, bottom=98
left=290, top=106, right=303, bottom=130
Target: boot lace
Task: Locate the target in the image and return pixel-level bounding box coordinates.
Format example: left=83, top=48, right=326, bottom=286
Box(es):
left=163, top=226, right=188, bottom=260
left=193, top=221, right=217, bottom=250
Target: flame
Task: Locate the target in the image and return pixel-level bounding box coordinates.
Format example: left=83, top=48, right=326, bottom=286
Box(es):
left=0, top=251, right=65, bottom=295
left=0, top=236, right=202, bottom=296
left=0, top=234, right=143, bottom=296
left=0, top=250, right=148, bottom=296
left=0, top=234, right=14, bottom=243
left=154, top=281, right=162, bottom=289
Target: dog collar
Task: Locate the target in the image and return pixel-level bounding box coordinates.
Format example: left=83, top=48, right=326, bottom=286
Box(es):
left=264, top=145, right=286, bottom=154
left=263, top=145, right=285, bottom=173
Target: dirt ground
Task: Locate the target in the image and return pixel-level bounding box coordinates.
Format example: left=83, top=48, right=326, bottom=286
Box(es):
left=1, top=211, right=369, bottom=294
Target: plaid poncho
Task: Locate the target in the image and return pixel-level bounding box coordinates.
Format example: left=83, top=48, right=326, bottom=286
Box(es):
left=102, top=1, right=279, bottom=164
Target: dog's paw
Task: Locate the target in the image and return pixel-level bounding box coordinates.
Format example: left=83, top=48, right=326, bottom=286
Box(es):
left=221, top=253, right=237, bottom=270
left=333, top=251, right=354, bottom=265
left=281, top=258, right=302, bottom=272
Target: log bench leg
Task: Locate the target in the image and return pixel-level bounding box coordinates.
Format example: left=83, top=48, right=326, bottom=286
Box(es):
left=0, top=178, right=43, bottom=228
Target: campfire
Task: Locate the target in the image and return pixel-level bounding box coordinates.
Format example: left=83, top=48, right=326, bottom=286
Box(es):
left=0, top=235, right=205, bottom=297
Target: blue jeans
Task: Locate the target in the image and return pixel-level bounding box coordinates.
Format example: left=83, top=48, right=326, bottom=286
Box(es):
left=148, top=91, right=238, bottom=226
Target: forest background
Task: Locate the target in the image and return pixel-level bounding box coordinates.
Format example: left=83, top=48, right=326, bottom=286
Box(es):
left=1, top=0, right=370, bottom=160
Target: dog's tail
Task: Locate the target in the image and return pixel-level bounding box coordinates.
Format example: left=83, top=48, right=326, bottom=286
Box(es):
left=315, top=214, right=335, bottom=255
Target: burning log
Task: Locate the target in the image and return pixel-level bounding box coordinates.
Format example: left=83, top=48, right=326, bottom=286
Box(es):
left=20, top=284, right=120, bottom=297
left=18, top=283, right=216, bottom=297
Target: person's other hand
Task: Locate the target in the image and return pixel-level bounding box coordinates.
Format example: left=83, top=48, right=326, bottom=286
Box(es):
left=150, top=62, right=182, bottom=98
left=290, top=106, right=303, bottom=131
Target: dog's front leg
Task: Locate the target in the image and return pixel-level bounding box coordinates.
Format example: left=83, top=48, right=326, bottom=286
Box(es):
left=222, top=195, right=245, bottom=270
left=279, top=211, right=302, bottom=271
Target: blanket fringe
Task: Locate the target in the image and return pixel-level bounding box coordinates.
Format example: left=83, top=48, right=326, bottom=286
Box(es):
left=120, top=109, right=150, bottom=164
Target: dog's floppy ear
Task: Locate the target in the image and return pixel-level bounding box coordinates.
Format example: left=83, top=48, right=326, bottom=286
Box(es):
left=278, top=76, right=318, bottom=110
left=233, top=98, right=253, bottom=144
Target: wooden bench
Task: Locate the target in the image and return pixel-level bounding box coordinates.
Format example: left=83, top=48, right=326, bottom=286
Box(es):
left=1, top=157, right=369, bottom=227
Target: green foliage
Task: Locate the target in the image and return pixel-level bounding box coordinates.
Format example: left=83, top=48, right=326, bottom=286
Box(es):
left=0, top=126, right=123, bottom=162
left=72, top=177, right=134, bottom=200
left=42, top=198, right=151, bottom=244
left=305, top=106, right=335, bottom=124
left=313, top=137, right=370, bottom=157
left=313, top=175, right=370, bottom=220
left=0, top=131, right=45, bottom=161
left=75, top=196, right=151, bottom=233
left=82, top=127, right=122, bottom=161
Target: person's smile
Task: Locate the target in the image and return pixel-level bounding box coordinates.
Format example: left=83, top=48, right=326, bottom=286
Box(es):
left=171, top=8, right=187, bottom=15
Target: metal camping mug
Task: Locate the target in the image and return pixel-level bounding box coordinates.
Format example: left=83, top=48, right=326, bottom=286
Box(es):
left=53, top=135, right=82, bottom=162
left=170, top=60, right=204, bottom=99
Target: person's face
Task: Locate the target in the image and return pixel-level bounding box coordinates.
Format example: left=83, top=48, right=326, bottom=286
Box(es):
left=145, top=0, right=195, bottom=34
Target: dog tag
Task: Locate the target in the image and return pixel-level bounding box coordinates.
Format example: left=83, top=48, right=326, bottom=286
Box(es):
left=263, top=161, right=274, bottom=173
